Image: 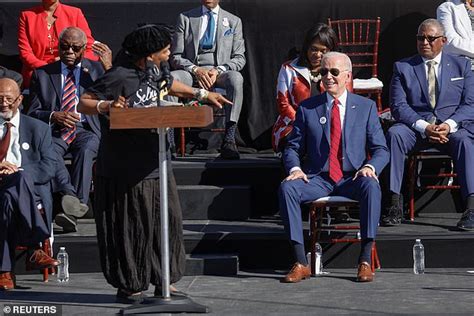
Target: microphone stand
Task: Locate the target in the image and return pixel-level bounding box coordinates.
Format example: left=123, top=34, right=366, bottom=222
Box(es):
left=121, top=63, right=209, bottom=314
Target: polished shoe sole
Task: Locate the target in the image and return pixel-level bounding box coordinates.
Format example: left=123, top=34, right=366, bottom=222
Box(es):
left=457, top=224, right=474, bottom=231
left=54, top=213, right=77, bottom=233
left=280, top=276, right=310, bottom=283
left=61, top=195, right=89, bottom=218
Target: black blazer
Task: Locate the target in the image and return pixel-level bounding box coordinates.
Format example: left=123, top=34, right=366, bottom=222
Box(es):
left=28, top=58, right=104, bottom=137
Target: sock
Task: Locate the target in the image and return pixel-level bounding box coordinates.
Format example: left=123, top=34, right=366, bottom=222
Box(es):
left=292, top=241, right=308, bottom=265
left=224, top=121, right=237, bottom=143
left=466, top=195, right=474, bottom=209
left=391, top=192, right=400, bottom=207
left=358, top=238, right=374, bottom=264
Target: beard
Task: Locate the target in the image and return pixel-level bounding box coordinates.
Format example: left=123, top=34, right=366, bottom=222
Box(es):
left=0, top=110, right=13, bottom=120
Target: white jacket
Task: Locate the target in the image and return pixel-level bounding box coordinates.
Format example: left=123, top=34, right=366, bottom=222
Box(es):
left=437, top=0, right=474, bottom=58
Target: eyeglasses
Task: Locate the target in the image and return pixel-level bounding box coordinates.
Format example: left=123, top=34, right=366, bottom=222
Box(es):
left=416, top=35, right=444, bottom=43
left=320, top=68, right=349, bottom=77
left=59, top=43, right=85, bottom=52
left=0, top=95, right=21, bottom=105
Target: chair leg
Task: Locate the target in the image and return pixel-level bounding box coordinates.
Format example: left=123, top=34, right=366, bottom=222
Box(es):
left=180, top=127, right=185, bottom=157
left=371, top=242, right=381, bottom=272
left=42, top=239, right=50, bottom=282
left=309, top=206, right=317, bottom=276
left=408, top=155, right=416, bottom=221
left=376, top=92, right=382, bottom=112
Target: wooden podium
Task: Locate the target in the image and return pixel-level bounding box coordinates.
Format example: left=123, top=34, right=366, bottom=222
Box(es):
left=110, top=106, right=212, bottom=314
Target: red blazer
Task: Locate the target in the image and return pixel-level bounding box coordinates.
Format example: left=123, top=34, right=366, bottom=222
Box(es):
left=18, top=2, right=97, bottom=87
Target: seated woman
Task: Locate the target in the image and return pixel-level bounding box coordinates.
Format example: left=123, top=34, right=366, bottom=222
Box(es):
left=272, top=23, right=338, bottom=152
left=18, top=0, right=111, bottom=87
left=437, top=0, right=474, bottom=69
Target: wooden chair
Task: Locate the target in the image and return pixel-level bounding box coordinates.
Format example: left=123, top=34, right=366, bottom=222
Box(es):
left=328, top=17, right=383, bottom=111
left=407, top=149, right=459, bottom=221
left=308, top=196, right=380, bottom=276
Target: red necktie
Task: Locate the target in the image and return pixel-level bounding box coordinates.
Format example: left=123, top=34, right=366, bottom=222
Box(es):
left=329, top=98, right=343, bottom=183
left=0, top=122, right=12, bottom=162
left=60, top=70, right=77, bottom=144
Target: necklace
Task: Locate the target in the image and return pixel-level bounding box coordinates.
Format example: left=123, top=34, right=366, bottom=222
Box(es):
left=309, top=71, right=321, bottom=83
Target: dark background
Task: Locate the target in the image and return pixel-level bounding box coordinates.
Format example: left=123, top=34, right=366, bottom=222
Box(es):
left=0, top=0, right=443, bottom=149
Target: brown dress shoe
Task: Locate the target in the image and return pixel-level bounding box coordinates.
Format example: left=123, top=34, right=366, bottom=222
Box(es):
left=356, top=262, right=374, bottom=282
left=26, top=249, right=59, bottom=270
left=0, top=272, right=14, bottom=290
left=281, top=263, right=311, bottom=283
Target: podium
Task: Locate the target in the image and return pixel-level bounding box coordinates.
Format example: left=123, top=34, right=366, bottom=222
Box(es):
left=110, top=106, right=212, bottom=314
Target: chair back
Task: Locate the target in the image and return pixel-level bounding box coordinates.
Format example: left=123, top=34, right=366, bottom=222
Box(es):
left=328, top=18, right=381, bottom=79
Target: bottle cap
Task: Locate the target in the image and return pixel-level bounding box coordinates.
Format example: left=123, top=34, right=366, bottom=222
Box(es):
left=60, top=246, right=66, bottom=250
left=415, top=239, right=421, bottom=242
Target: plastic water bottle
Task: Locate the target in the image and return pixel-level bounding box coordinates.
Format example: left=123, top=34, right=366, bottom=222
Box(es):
left=57, top=247, right=69, bottom=282
left=306, top=243, right=323, bottom=275
left=413, top=239, right=425, bottom=274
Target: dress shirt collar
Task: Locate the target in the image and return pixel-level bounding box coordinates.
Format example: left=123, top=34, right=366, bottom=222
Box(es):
left=61, top=62, right=82, bottom=76
left=201, top=4, right=220, bottom=15
left=421, top=52, right=442, bottom=66
left=326, top=89, right=348, bottom=109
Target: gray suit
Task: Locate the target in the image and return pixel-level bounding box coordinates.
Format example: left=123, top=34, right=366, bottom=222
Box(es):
left=170, top=5, right=246, bottom=123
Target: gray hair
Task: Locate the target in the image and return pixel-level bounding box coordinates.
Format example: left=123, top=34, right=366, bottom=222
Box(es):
left=418, top=18, right=445, bottom=36
left=321, top=51, right=352, bottom=72
left=59, top=27, right=87, bottom=45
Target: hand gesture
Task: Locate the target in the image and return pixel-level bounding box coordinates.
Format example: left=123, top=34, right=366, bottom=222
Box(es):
left=51, top=111, right=80, bottom=128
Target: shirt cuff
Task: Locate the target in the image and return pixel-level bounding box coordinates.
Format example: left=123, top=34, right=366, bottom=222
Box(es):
left=217, top=66, right=227, bottom=73
left=48, top=112, right=55, bottom=125
left=289, top=166, right=302, bottom=174
left=362, top=164, right=375, bottom=173
left=187, top=65, right=197, bottom=73
left=413, top=119, right=429, bottom=137
left=444, top=119, right=458, bottom=133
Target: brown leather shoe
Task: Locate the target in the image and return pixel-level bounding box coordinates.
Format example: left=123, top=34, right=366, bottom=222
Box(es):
left=0, top=272, right=14, bottom=290
left=281, top=263, right=311, bottom=283
left=356, top=262, right=374, bottom=282
left=26, top=249, right=59, bottom=271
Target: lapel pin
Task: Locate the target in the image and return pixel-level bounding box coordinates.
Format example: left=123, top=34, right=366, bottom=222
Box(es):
left=351, top=105, right=356, bottom=109
left=320, top=116, right=327, bottom=125
left=21, top=142, right=30, bottom=150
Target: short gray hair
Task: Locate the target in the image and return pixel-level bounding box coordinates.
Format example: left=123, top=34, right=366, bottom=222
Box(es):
left=59, top=27, right=87, bottom=45
left=321, top=51, right=352, bottom=72
left=418, top=18, right=445, bottom=36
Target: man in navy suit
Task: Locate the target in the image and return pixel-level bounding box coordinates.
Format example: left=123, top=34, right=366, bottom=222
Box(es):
left=29, top=27, right=105, bottom=232
left=0, top=76, right=59, bottom=290
left=279, top=52, right=389, bottom=283
left=384, top=19, right=474, bottom=230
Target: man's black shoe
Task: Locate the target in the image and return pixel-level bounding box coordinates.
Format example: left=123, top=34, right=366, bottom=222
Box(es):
left=54, top=213, right=77, bottom=233
left=380, top=205, right=402, bottom=226
left=219, top=141, right=240, bottom=160
left=457, top=209, right=474, bottom=231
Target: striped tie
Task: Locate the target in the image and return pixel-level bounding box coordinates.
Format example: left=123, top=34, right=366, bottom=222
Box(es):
left=60, top=70, right=77, bottom=144
left=329, top=98, right=343, bottom=183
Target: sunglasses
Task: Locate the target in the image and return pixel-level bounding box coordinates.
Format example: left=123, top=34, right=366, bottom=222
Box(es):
left=416, top=35, right=444, bottom=43
left=320, top=68, right=348, bottom=77
left=59, top=43, right=85, bottom=52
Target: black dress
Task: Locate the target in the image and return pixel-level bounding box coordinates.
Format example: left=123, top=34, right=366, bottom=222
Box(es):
left=86, top=64, right=185, bottom=292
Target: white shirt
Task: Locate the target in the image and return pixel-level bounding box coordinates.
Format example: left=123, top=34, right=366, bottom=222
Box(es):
left=413, top=52, right=458, bottom=135
left=0, top=111, right=21, bottom=167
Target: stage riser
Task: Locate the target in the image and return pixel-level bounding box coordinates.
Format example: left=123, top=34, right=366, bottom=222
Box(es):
left=178, top=185, right=251, bottom=220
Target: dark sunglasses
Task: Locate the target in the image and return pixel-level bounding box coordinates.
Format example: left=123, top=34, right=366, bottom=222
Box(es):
left=416, top=35, right=444, bottom=43
left=320, top=68, right=348, bottom=77
left=59, top=43, right=85, bottom=52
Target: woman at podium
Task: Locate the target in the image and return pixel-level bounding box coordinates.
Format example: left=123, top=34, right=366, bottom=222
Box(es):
left=78, top=24, right=230, bottom=304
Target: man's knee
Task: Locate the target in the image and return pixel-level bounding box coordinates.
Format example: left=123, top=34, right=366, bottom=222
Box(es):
left=279, top=180, right=300, bottom=199
left=225, top=71, right=243, bottom=88
left=171, top=70, right=193, bottom=86
left=358, top=176, right=381, bottom=194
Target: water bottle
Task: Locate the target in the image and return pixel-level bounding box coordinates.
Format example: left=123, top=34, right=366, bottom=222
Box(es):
left=306, top=243, right=323, bottom=275
left=57, top=247, right=70, bottom=282
left=413, top=239, right=425, bottom=274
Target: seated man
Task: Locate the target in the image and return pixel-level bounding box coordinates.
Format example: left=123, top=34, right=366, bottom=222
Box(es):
left=383, top=19, right=474, bottom=230
left=169, top=0, right=246, bottom=159
left=0, top=76, right=58, bottom=290
left=28, top=27, right=106, bottom=232
left=279, top=52, right=389, bottom=283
